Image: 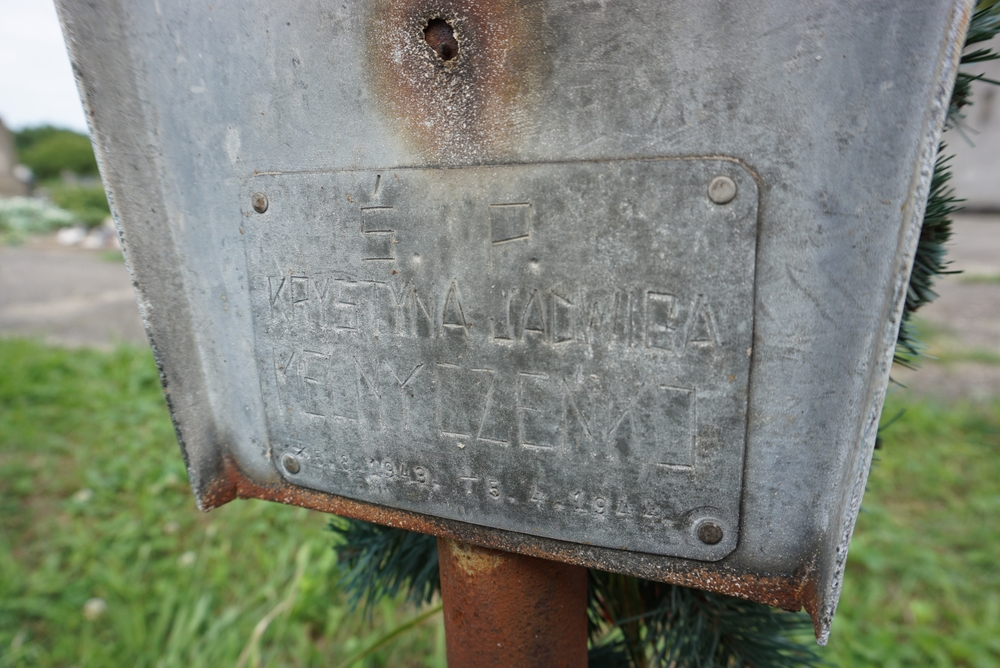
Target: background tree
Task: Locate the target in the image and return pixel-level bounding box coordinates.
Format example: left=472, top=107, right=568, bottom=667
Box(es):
left=13, top=125, right=99, bottom=181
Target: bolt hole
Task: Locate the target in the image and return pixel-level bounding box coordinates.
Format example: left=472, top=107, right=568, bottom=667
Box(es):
left=424, top=18, right=458, bottom=61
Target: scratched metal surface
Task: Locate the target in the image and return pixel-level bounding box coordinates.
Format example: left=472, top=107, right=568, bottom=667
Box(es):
left=58, top=0, right=970, bottom=640
left=244, top=159, right=757, bottom=560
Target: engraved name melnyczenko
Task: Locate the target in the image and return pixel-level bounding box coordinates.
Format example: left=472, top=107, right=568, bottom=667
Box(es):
left=273, top=349, right=697, bottom=468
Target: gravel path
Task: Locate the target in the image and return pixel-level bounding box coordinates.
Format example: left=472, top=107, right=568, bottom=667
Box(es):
left=0, top=237, right=145, bottom=349
left=892, top=214, right=1000, bottom=401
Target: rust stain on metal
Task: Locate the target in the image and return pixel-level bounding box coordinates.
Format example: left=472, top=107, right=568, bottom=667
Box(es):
left=445, top=539, right=505, bottom=575
left=438, top=537, right=588, bottom=667
left=198, top=455, right=826, bottom=637
left=365, top=0, right=548, bottom=163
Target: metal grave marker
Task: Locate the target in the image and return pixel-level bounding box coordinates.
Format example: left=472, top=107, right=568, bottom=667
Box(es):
left=58, top=0, right=972, bottom=641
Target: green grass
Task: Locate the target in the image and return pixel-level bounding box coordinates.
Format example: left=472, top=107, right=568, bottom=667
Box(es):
left=0, top=338, right=444, bottom=667
left=901, top=316, right=1000, bottom=366
left=822, top=393, right=1000, bottom=667
left=959, top=273, right=1000, bottom=285
left=934, top=349, right=1000, bottom=366
left=99, top=250, right=125, bottom=263
left=2, top=338, right=998, bottom=666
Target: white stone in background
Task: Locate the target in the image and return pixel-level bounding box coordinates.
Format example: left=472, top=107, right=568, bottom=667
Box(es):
left=82, top=598, right=107, bottom=620
left=56, top=225, right=87, bottom=246
left=0, top=118, right=28, bottom=197
left=57, top=220, right=121, bottom=250
left=82, top=225, right=110, bottom=249
left=80, top=232, right=102, bottom=249
left=12, top=165, right=33, bottom=185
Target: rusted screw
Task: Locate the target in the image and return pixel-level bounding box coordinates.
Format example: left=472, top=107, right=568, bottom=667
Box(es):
left=281, top=452, right=301, bottom=474
left=251, top=192, right=269, bottom=213
left=708, top=176, right=737, bottom=204
left=424, top=18, right=458, bottom=61
left=697, top=521, right=724, bottom=545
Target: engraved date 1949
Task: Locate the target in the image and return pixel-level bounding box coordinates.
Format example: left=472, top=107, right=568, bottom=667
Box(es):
left=364, top=456, right=434, bottom=486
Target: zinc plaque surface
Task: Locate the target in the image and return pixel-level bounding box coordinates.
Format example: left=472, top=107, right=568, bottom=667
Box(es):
left=60, top=0, right=968, bottom=638
left=244, top=157, right=758, bottom=559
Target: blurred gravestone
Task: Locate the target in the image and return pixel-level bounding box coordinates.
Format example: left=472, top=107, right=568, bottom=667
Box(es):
left=950, top=34, right=1000, bottom=210
left=0, top=118, right=28, bottom=197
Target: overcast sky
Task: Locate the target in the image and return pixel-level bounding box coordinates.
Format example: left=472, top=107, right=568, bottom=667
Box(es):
left=0, top=0, right=88, bottom=133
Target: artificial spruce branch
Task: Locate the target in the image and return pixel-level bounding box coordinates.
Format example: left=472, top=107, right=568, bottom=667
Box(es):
left=329, top=517, right=439, bottom=616
left=585, top=573, right=825, bottom=667
left=948, top=0, right=1000, bottom=130
left=894, top=150, right=963, bottom=367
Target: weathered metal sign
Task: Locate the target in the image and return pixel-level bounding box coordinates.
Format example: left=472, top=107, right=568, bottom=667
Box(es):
left=245, top=159, right=757, bottom=560
left=58, top=0, right=971, bottom=641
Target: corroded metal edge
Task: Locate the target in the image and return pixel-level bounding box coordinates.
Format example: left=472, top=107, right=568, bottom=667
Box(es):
left=816, top=0, right=974, bottom=646
left=56, top=0, right=231, bottom=502
left=202, top=453, right=820, bottom=620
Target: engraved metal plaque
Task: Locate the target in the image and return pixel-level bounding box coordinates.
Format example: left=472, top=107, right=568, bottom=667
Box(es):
left=65, top=0, right=967, bottom=635
left=244, top=158, right=757, bottom=560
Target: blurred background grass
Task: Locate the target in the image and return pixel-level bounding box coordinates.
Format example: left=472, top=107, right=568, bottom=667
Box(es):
left=829, top=397, right=1000, bottom=666
left=0, top=339, right=445, bottom=667
left=1, top=337, right=997, bottom=665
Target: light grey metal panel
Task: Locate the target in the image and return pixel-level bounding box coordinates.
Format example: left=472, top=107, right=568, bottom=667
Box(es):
left=244, top=158, right=757, bottom=560
left=57, top=0, right=971, bottom=641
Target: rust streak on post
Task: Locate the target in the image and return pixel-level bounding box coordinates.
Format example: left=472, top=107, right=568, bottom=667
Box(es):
left=437, top=537, right=588, bottom=668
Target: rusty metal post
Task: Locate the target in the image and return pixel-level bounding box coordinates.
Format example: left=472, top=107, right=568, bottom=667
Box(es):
left=437, top=538, right=588, bottom=668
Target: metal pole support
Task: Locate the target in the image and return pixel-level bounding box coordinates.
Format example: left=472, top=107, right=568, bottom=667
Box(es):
left=437, top=538, right=589, bottom=668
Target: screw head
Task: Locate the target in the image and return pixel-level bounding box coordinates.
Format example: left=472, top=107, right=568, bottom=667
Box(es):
left=281, top=452, right=301, bottom=475
left=251, top=192, right=269, bottom=214
left=697, top=521, right=724, bottom=545
left=708, top=176, right=737, bottom=205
